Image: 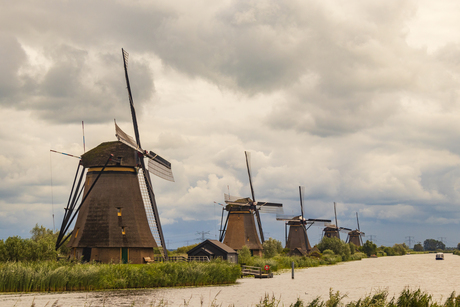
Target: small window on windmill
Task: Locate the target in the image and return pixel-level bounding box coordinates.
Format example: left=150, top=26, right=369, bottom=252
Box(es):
left=122, top=227, right=126, bottom=235
left=75, top=228, right=80, bottom=238
left=117, top=157, right=123, bottom=166
left=117, top=208, right=122, bottom=217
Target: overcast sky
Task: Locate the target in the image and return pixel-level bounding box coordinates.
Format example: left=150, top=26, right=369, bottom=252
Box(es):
left=1, top=0, right=460, bottom=249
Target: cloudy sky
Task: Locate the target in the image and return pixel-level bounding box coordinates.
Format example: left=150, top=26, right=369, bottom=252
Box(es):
left=1, top=0, right=460, bottom=249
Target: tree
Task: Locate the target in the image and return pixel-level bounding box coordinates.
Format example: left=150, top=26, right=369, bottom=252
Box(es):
left=362, top=240, right=377, bottom=257
left=423, top=239, right=445, bottom=251
left=393, top=244, right=407, bottom=255
left=30, top=224, right=54, bottom=241
left=238, top=245, right=251, bottom=265
left=457, top=243, right=460, bottom=250
left=175, top=243, right=199, bottom=254
left=263, top=238, right=283, bottom=258
left=0, top=225, right=64, bottom=262
left=317, top=237, right=343, bottom=255
left=413, top=243, right=423, bottom=251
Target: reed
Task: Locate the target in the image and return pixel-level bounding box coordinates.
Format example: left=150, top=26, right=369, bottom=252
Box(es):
left=253, top=289, right=460, bottom=307
left=0, top=260, right=240, bottom=292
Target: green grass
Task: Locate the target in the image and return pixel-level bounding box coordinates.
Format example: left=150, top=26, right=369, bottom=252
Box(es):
left=245, top=252, right=366, bottom=273
left=253, top=288, right=460, bottom=307
left=0, top=260, right=241, bottom=292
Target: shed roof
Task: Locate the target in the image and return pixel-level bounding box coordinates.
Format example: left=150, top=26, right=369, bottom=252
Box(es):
left=187, top=239, right=237, bottom=255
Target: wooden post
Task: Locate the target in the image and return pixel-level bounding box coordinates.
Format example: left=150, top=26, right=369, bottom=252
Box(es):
left=291, top=261, right=294, bottom=279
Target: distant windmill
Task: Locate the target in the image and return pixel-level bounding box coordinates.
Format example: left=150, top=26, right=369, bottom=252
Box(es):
left=219, top=151, right=283, bottom=256
left=277, top=186, right=331, bottom=255
left=55, top=49, right=174, bottom=263
left=346, top=212, right=365, bottom=246
left=322, top=202, right=352, bottom=240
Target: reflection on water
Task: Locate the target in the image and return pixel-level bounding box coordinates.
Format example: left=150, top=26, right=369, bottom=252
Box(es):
left=2, top=254, right=460, bottom=306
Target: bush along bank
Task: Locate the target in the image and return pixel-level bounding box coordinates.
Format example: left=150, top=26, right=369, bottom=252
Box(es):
left=0, top=259, right=241, bottom=292
left=236, top=237, right=366, bottom=273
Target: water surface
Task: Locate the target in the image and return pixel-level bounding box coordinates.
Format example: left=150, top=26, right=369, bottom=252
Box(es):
left=1, top=253, right=458, bottom=306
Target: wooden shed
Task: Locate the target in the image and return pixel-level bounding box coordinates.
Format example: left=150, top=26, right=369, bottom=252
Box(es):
left=187, top=240, right=238, bottom=263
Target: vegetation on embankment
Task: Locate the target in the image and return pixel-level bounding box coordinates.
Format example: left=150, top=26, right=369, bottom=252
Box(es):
left=236, top=237, right=366, bottom=273
left=0, top=260, right=241, bottom=292
left=255, top=288, right=460, bottom=307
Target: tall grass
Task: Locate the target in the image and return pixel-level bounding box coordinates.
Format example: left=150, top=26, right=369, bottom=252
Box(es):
left=253, top=289, right=460, bottom=307
left=0, top=260, right=241, bottom=292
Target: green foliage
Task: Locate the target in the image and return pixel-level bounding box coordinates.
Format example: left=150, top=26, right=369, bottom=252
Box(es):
left=424, top=239, right=445, bottom=251
left=349, top=242, right=357, bottom=255
left=392, top=244, right=408, bottom=255
left=174, top=243, right=199, bottom=254
left=383, top=246, right=395, bottom=256
left=322, top=249, right=335, bottom=255
left=0, top=225, right=69, bottom=262
left=341, top=244, right=351, bottom=261
left=238, top=245, right=252, bottom=265
left=362, top=240, right=377, bottom=257
left=317, top=237, right=351, bottom=260
left=350, top=252, right=366, bottom=261
left=414, top=243, right=424, bottom=252
left=0, top=260, right=241, bottom=292
left=317, top=237, right=343, bottom=255
left=263, top=238, right=283, bottom=258
left=256, top=293, right=281, bottom=307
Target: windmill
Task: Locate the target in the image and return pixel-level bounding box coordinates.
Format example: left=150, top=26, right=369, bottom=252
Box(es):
left=322, top=202, right=352, bottom=240
left=55, top=49, right=174, bottom=263
left=346, top=212, right=365, bottom=246
left=219, top=151, right=282, bottom=257
left=276, top=186, right=331, bottom=255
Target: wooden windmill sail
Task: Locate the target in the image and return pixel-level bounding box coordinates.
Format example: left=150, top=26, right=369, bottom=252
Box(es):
left=346, top=212, right=365, bottom=246
left=55, top=49, right=174, bottom=263
left=276, top=186, right=331, bottom=255
left=322, top=202, right=352, bottom=240
left=218, top=151, right=282, bottom=257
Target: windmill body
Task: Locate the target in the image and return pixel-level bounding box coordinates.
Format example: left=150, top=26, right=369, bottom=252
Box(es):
left=222, top=205, right=264, bottom=257
left=67, top=141, right=157, bottom=263
left=219, top=152, right=282, bottom=257
left=285, top=217, right=310, bottom=255
left=347, top=230, right=363, bottom=246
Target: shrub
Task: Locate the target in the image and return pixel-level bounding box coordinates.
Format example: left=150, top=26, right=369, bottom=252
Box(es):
left=362, top=240, right=377, bottom=257
left=238, top=246, right=252, bottom=265
left=263, top=238, right=283, bottom=258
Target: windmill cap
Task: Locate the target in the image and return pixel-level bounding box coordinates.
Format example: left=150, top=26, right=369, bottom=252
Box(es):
left=81, top=141, right=137, bottom=168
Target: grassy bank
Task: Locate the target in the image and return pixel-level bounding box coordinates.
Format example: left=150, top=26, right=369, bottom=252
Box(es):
left=0, top=260, right=240, bottom=292
left=240, top=252, right=366, bottom=273
left=254, top=288, right=460, bottom=307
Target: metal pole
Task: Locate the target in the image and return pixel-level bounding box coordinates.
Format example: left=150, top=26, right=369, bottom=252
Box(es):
left=291, top=261, right=294, bottom=279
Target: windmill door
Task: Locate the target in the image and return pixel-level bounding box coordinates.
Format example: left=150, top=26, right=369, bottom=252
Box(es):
left=122, top=248, right=128, bottom=264
left=82, top=248, right=92, bottom=262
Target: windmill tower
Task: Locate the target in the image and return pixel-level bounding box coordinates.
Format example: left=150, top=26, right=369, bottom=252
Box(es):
left=277, top=186, right=331, bottom=255
left=55, top=49, right=174, bottom=263
left=219, top=152, right=282, bottom=257
left=346, top=212, right=365, bottom=246
left=322, top=202, right=351, bottom=240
